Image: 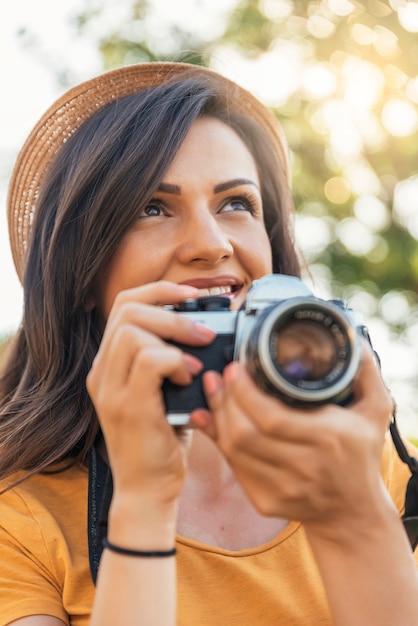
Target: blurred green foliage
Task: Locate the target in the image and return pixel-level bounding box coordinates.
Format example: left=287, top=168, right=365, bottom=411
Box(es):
left=71, top=0, right=418, bottom=326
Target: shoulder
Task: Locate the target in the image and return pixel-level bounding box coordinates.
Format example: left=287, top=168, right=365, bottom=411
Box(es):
left=0, top=461, right=88, bottom=515
left=0, top=463, right=92, bottom=624
left=0, top=462, right=89, bottom=561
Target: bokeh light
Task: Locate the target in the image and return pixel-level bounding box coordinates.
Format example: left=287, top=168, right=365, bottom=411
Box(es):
left=380, top=291, right=411, bottom=325
left=327, top=0, right=356, bottom=17
left=397, top=1, right=418, bottom=32
left=393, top=175, right=418, bottom=239
left=353, top=196, right=391, bottom=231
left=381, top=98, right=418, bottom=136
left=337, top=218, right=377, bottom=255
left=324, top=177, right=351, bottom=204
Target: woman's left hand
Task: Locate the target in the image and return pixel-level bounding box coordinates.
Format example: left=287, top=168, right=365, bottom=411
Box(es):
left=191, top=342, right=394, bottom=531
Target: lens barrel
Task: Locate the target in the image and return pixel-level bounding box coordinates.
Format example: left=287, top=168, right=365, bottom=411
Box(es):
left=244, top=297, right=361, bottom=406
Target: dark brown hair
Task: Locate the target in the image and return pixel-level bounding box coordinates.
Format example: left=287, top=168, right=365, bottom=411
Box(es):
left=0, top=76, right=302, bottom=481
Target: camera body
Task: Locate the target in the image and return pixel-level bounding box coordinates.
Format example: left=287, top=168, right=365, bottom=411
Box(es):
left=163, top=274, right=368, bottom=427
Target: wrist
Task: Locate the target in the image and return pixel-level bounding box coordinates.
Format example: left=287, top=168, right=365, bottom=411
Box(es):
left=102, top=537, right=177, bottom=557
left=108, top=494, right=178, bottom=551
left=304, top=485, right=402, bottom=549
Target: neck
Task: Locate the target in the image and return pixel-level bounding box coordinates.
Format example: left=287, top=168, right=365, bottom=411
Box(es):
left=185, top=430, right=237, bottom=497
left=177, top=430, right=289, bottom=550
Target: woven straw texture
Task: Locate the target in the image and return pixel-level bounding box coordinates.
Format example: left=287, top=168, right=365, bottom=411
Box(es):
left=7, top=62, right=288, bottom=282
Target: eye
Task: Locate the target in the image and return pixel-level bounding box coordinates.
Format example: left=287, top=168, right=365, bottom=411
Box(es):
left=138, top=200, right=164, bottom=218
left=221, top=194, right=257, bottom=214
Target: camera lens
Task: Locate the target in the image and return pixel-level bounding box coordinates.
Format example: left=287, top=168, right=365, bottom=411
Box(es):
left=244, top=297, right=361, bottom=406
left=274, top=320, right=337, bottom=382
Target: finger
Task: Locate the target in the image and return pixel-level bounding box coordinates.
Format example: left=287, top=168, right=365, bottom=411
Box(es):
left=201, top=365, right=323, bottom=460
left=219, top=362, right=326, bottom=444
left=189, top=408, right=216, bottom=436
left=88, top=323, right=201, bottom=400
left=92, top=302, right=215, bottom=385
left=200, top=365, right=291, bottom=456
left=351, top=342, right=394, bottom=422
left=112, top=280, right=200, bottom=308
left=198, top=368, right=324, bottom=518
left=352, top=341, right=388, bottom=398
left=189, top=371, right=223, bottom=438
left=219, top=448, right=314, bottom=519
left=202, top=369, right=230, bottom=439
left=100, top=279, right=208, bottom=355
left=128, top=344, right=199, bottom=395
left=105, top=300, right=216, bottom=347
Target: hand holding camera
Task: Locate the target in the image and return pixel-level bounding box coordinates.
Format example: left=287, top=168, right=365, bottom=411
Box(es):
left=164, top=274, right=370, bottom=426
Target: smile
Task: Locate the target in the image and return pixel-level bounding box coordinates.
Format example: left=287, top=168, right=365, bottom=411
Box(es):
left=196, top=285, right=239, bottom=298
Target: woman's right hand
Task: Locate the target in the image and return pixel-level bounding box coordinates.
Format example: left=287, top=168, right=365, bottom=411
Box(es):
left=86, top=281, right=216, bottom=541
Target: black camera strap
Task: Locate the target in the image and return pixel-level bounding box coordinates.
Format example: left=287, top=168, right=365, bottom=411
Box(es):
left=87, top=446, right=112, bottom=585
left=389, top=405, right=418, bottom=551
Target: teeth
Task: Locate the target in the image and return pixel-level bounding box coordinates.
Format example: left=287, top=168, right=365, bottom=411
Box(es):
left=197, top=285, right=233, bottom=297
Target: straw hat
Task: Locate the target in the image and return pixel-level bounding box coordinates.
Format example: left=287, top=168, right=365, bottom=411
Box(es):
left=7, top=61, right=289, bottom=283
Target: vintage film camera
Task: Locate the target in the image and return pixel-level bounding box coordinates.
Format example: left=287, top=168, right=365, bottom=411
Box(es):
left=163, top=274, right=370, bottom=427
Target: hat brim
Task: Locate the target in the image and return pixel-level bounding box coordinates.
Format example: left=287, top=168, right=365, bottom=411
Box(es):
left=7, top=61, right=288, bottom=282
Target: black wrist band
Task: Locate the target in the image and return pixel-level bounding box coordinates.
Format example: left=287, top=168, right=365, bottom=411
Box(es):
left=102, top=537, right=177, bottom=558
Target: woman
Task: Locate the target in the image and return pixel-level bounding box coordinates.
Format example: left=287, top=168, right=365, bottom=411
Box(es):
left=1, top=62, right=417, bottom=626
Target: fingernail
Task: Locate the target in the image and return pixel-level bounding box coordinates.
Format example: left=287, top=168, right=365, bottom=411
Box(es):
left=224, top=362, right=240, bottom=384
left=190, top=409, right=212, bottom=429
left=203, top=370, right=223, bottom=396
left=178, top=285, right=200, bottom=297
left=183, top=353, right=203, bottom=375
left=193, top=322, right=216, bottom=339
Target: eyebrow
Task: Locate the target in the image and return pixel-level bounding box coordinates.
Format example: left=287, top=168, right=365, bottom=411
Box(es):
left=156, top=178, right=259, bottom=195
left=213, top=178, right=259, bottom=193
left=157, top=182, right=181, bottom=194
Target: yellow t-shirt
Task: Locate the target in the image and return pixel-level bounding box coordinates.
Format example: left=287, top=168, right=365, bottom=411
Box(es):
left=0, top=437, right=416, bottom=626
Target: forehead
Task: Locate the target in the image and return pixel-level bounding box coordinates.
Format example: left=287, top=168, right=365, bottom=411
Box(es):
left=163, top=116, right=260, bottom=184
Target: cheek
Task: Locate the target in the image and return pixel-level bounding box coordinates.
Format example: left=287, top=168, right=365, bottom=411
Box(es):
left=243, top=226, right=273, bottom=275
left=94, top=238, right=163, bottom=319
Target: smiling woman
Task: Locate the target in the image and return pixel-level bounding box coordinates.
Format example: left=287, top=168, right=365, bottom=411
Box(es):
left=94, top=117, right=271, bottom=320
left=0, top=61, right=418, bottom=626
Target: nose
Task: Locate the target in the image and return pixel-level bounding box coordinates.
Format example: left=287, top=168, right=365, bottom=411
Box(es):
left=176, top=212, right=234, bottom=265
